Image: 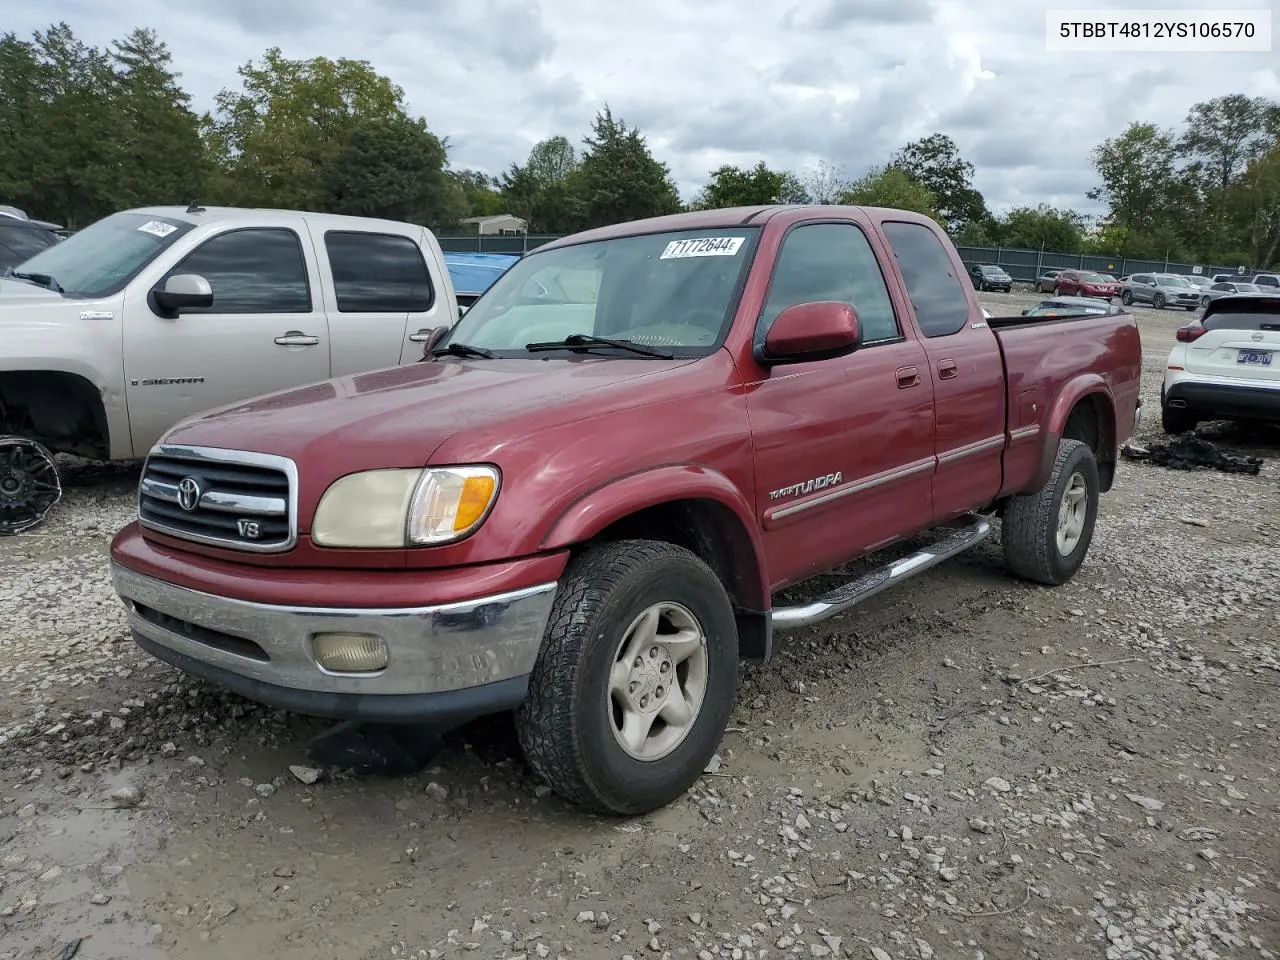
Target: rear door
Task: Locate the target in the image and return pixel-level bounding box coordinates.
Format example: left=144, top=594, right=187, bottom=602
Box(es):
left=310, top=227, right=449, bottom=375
left=879, top=219, right=1007, bottom=523
left=1184, top=301, right=1280, bottom=384
left=122, top=222, right=332, bottom=454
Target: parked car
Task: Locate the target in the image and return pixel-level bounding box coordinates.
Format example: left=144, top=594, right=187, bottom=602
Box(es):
left=107, top=203, right=1143, bottom=815
left=0, top=205, right=456, bottom=534
left=1119, top=273, right=1201, bottom=310
left=1250, top=273, right=1280, bottom=288
left=444, top=252, right=520, bottom=314
left=1034, top=269, right=1064, bottom=293
left=1161, top=295, right=1279, bottom=434
left=969, top=263, right=1012, bottom=292
left=0, top=217, right=60, bottom=272
left=1054, top=269, right=1121, bottom=301
left=1020, top=296, right=1124, bottom=318
left=1198, top=281, right=1266, bottom=307
left=1212, top=274, right=1241, bottom=283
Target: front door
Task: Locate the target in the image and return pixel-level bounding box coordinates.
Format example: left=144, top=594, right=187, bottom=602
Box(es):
left=122, top=223, right=332, bottom=456
left=743, top=219, right=937, bottom=592
left=880, top=220, right=1006, bottom=522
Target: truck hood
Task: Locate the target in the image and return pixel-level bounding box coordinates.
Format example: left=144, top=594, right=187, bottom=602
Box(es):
left=161, top=356, right=698, bottom=468
left=0, top=277, right=67, bottom=303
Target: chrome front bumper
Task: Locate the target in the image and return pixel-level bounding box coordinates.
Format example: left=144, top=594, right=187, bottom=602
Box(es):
left=111, top=563, right=558, bottom=700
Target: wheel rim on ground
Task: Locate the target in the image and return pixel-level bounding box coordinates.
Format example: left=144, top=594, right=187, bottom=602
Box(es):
left=1056, top=471, right=1088, bottom=555
left=0, top=439, right=62, bottom=535
left=608, top=601, right=709, bottom=762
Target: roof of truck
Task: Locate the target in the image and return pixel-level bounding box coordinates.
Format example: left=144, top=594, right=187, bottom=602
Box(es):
left=124, top=205, right=431, bottom=234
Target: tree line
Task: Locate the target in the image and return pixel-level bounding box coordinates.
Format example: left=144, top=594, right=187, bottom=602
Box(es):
left=2, top=22, right=1277, bottom=268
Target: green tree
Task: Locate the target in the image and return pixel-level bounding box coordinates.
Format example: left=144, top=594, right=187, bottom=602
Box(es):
left=576, top=106, right=681, bottom=228
left=449, top=169, right=506, bottom=220
left=327, top=114, right=460, bottom=226
left=499, top=135, right=584, bottom=232
left=889, top=133, right=990, bottom=232
left=1228, top=142, right=1280, bottom=268
left=995, top=204, right=1087, bottom=252
left=693, top=161, right=809, bottom=208
left=1087, top=121, right=1182, bottom=239
left=801, top=160, right=849, bottom=204
left=205, top=47, right=411, bottom=210
left=838, top=165, right=940, bottom=221
left=108, top=28, right=205, bottom=211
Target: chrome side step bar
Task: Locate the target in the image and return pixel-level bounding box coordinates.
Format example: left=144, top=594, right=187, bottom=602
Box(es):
left=770, top=515, right=994, bottom=631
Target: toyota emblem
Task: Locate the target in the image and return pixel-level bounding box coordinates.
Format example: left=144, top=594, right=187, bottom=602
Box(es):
left=176, top=477, right=203, bottom=512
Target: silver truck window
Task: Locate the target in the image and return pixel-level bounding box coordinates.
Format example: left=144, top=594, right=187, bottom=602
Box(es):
left=167, top=228, right=311, bottom=314
left=323, top=231, right=434, bottom=312
left=881, top=221, right=971, bottom=338
left=757, top=222, right=900, bottom=344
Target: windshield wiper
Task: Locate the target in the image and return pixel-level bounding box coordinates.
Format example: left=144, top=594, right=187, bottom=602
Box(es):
left=525, top=334, right=674, bottom=359
left=8, top=270, right=63, bottom=293
left=430, top=342, right=494, bottom=359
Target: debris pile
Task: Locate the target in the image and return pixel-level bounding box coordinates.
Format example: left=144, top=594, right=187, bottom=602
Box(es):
left=1122, top=434, right=1263, bottom=475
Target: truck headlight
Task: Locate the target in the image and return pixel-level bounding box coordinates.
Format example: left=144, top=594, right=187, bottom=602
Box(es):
left=311, top=465, right=500, bottom=548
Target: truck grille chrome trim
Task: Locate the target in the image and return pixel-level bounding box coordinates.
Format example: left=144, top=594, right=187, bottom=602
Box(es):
left=137, top=444, right=299, bottom=553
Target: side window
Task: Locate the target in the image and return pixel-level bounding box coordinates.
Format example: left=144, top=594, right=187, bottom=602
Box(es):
left=324, top=231, right=434, bottom=312
left=880, top=221, right=971, bottom=339
left=1133, top=274, right=1151, bottom=285
left=170, top=228, right=311, bottom=313
left=758, top=222, right=900, bottom=345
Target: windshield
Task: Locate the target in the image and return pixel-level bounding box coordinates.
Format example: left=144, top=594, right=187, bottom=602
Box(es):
left=1233, top=283, right=1262, bottom=293
left=12, top=211, right=194, bottom=298
left=1158, top=274, right=1192, bottom=286
left=441, top=228, right=761, bottom=356
left=981, top=266, right=1004, bottom=275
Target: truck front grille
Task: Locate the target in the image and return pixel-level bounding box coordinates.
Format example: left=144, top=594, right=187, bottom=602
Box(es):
left=137, top=445, right=298, bottom=553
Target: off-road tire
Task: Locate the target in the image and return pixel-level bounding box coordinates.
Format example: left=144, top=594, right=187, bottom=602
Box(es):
left=1001, top=439, right=1100, bottom=586
left=515, top=539, right=738, bottom=815
left=1161, top=404, right=1198, bottom=435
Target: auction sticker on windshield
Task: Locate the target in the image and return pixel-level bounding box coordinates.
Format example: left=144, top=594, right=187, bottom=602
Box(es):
left=137, top=220, right=178, bottom=238
left=659, top=237, right=744, bottom=259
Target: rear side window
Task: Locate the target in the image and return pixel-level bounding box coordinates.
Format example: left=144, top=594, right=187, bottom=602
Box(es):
left=0, top=223, right=58, bottom=266
left=758, top=222, right=900, bottom=344
left=171, top=227, right=312, bottom=313
left=880, top=221, right=970, bottom=338
left=324, top=231, right=433, bottom=313
left=1254, top=275, right=1279, bottom=287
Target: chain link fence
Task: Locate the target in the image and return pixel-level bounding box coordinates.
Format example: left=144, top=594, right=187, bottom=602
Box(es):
left=952, top=245, right=1254, bottom=284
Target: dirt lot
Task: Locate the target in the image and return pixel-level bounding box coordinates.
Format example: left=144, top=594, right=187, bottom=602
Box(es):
left=2, top=292, right=1278, bottom=960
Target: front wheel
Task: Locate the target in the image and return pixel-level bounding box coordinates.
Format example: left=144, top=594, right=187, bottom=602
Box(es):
left=1001, top=439, right=1100, bottom=586
left=516, top=540, right=738, bottom=815
left=1153, top=293, right=1166, bottom=309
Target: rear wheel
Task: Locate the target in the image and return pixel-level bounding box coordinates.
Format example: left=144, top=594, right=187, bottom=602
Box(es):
left=0, top=437, right=63, bottom=535
left=1161, top=404, right=1199, bottom=435
left=516, top=540, right=738, bottom=815
left=1001, top=439, right=1100, bottom=586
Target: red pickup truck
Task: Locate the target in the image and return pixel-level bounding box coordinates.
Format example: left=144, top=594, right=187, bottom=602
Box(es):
left=109, top=205, right=1143, bottom=815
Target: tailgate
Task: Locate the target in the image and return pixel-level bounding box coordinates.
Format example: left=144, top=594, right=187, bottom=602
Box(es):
left=1184, top=298, right=1280, bottom=383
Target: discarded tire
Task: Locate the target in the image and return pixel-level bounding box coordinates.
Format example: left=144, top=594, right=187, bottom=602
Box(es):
left=0, top=437, right=63, bottom=535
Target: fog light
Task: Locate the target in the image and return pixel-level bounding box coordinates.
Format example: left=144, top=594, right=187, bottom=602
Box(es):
left=311, top=633, right=389, bottom=674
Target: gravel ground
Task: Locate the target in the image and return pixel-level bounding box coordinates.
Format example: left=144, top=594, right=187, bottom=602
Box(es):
left=2, top=292, right=1278, bottom=960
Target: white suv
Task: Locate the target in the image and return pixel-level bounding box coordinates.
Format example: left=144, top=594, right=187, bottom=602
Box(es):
left=1161, top=295, right=1279, bottom=434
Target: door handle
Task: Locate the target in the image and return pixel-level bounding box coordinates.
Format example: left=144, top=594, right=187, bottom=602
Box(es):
left=896, top=365, right=920, bottom=388
left=407, top=329, right=433, bottom=342
left=274, top=331, right=320, bottom=346
left=938, top=359, right=958, bottom=379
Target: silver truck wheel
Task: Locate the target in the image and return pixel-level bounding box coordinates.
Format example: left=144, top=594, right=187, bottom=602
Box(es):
left=516, top=539, right=738, bottom=815
left=1001, top=439, right=1100, bottom=586
left=0, top=438, right=63, bottom=535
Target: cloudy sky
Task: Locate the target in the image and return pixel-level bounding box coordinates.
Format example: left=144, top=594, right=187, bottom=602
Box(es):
left=24, top=0, right=1280, bottom=216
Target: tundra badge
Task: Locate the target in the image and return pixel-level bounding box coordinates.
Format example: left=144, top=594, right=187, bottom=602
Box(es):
left=768, top=472, right=843, bottom=501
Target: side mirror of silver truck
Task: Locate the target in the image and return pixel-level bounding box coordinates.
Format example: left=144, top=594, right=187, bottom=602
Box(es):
left=150, top=273, right=214, bottom=319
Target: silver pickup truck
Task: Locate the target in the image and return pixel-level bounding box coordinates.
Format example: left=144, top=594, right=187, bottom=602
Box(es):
left=0, top=204, right=457, bottom=533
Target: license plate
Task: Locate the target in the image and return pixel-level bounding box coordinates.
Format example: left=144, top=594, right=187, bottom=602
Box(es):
left=1237, top=349, right=1273, bottom=365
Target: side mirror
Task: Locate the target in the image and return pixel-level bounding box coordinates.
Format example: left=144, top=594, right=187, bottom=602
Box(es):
left=150, top=273, right=213, bottom=318
left=756, top=301, right=860, bottom=366
left=418, top=326, right=449, bottom=360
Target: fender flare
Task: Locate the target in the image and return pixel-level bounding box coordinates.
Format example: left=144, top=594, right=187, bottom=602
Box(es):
left=537, top=463, right=770, bottom=610
left=1027, top=375, right=1117, bottom=493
